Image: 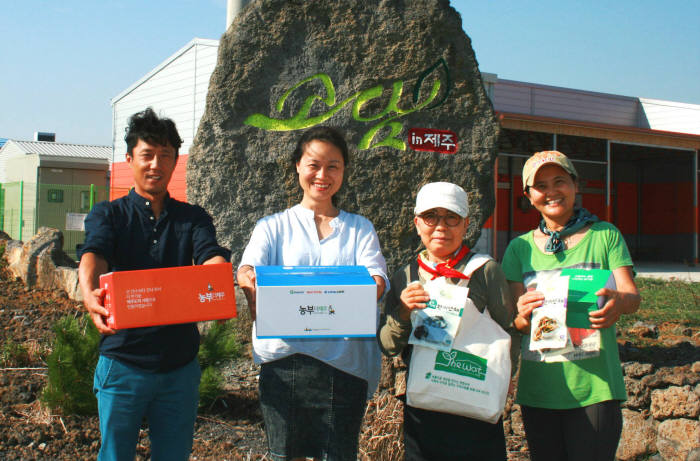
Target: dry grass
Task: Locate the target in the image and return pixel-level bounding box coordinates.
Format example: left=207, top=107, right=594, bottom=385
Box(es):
left=13, top=399, right=57, bottom=428
left=359, top=391, right=405, bottom=461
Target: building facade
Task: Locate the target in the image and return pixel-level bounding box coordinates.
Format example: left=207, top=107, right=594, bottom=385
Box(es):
left=485, top=76, right=700, bottom=262
left=0, top=140, right=111, bottom=258
left=110, top=38, right=219, bottom=201
left=111, top=40, right=700, bottom=263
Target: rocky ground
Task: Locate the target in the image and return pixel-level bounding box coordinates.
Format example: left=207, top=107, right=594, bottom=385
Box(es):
left=0, top=259, right=698, bottom=460
left=0, top=262, right=268, bottom=460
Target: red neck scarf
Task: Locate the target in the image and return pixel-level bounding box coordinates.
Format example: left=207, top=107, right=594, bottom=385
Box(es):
left=417, top=245, right=471, bottom=280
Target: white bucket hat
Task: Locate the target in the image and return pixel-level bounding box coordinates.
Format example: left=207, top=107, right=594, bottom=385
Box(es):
left=414, top=182, right=468, bottom=217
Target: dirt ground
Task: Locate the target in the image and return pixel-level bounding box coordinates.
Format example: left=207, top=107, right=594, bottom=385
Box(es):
left=0, top=263, right=268, bottom=461
left=0, top=262, right=698, bottom=460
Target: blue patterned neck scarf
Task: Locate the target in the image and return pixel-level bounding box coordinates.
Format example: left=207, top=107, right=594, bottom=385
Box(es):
left=539, top=208, right=599, bottom=253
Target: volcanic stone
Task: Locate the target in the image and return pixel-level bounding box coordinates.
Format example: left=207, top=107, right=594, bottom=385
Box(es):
left=187, top=0, right=499, bottom=271
left=651, top=386, right=700, bottom=420
left=656, top=418, right=700, bottom=461
left=616, top=409, right=657, bottom=461
left=4, top=228, right=81, bottom=300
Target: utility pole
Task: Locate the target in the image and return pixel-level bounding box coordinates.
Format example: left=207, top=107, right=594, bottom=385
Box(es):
left=227, top=0, right=251, bottom=30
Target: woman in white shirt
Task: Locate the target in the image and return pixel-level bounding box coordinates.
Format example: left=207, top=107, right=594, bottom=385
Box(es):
left=237, top=126, right=389, bottom=461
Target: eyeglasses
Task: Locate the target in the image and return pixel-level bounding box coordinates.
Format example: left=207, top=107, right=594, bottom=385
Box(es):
left=417, top=212, right=463, bottom=227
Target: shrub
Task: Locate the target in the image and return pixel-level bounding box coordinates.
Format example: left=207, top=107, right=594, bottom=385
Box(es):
left=1, top=339, right=31, bottom=367
left=41, top=314, right=100, bottom=415
left=41, top=315, right=242, bottom=413
left=198, top=366, right=225, bottom=410
left=197, top=319, right=241, bottom=409
left=198, top=319, right=241, bottom=369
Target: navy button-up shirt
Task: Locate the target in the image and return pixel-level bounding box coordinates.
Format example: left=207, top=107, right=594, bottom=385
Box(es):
left=81, top=189, right=230, bottom=372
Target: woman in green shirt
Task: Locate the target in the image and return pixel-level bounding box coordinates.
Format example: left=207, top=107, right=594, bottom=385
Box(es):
left=501, top=151, right=641, bottom=461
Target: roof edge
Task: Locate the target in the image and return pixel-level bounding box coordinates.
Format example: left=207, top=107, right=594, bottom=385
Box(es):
left=498, top=111, right=700, bottom=148
left=639, top=97, right=700, bottom=111
left=9, top=139, right=111, bottom=149
left=37, top=155, right=110, bottom=164
left=496, top=77, right=700, bottom=109
left=495, top=78, right=639, bottom=103
left=110, top=37, right=220, bottom=105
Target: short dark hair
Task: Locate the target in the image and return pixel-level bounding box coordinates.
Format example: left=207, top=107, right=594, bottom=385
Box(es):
left=125, top=108, right=183, bottom=158
left=291, top=126, right=350, bottom=168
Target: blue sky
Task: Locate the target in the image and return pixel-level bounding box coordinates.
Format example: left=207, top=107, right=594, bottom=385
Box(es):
left=1, top=0, right=698, bottom=146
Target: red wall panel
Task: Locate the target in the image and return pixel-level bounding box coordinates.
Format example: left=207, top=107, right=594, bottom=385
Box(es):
left=110, top=154, right=189, bottom=202
left=614, top=182, right=638, bottom=235
left=487, top=175, right=695, bottom=237
left=639, top=182, right=693, bottom=234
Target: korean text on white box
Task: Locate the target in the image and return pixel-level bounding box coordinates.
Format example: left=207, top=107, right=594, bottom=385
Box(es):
left=255, top=265, right=377, bottom=338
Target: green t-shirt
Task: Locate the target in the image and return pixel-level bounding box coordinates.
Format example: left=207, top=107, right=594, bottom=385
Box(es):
left=501, top=221, right=633, bottom=409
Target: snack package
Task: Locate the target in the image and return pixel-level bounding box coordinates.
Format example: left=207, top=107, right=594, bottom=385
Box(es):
left=409, top=278, right=469, bottom=352
left=529, top=274, right=569, bottom=351
left=540, top=329, right=601, bottom=362
left=562, top=269, right=615, bottom=328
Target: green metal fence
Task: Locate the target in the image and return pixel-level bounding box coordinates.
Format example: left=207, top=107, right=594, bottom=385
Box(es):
left=0, top=181, right=33, bottom=242
left=0, top=182, right=111, bottom=260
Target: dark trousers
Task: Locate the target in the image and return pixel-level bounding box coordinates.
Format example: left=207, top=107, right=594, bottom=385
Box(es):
left=521, top=400, right=623, bottom=461
left=403, top=404, right=507, bottom=461
left=259, top=354, right=368, bottom=461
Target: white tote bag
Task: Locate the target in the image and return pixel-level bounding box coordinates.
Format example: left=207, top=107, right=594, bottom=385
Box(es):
left=406, top=255, right=512, bottom=424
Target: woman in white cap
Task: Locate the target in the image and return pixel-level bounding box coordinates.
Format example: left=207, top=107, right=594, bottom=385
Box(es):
left=378, top=181, right=518, bottom=461
left=501, top=150, right=640, bottom=460
left=237, top=126, right=389, bottom=461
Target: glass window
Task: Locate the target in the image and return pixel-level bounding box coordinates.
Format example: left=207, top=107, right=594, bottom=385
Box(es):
left=47, top=189, right=63, bottom=203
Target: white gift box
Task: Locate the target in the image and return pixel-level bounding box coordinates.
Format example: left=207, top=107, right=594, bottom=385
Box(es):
left=255, top=265, right=377, bottom=338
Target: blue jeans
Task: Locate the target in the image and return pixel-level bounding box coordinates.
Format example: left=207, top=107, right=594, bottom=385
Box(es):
left=93, top=355, right=201, bottom=461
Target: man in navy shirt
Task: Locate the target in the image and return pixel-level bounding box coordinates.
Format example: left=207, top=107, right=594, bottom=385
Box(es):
left=79, top=108, right=229, bottom=461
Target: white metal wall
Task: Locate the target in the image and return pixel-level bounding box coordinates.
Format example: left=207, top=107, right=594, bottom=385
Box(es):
left=493, top=79, right=639, bottom=126
left=0, top=145, right=13, bottom=184
left=6, top=155, right=40, bottom=183
left=492, top=79, right=700, bottom=136
left=0, top=141, right=25, bottom=183
left=111, top=39, right=219, bottom=161
left=640, top=98, right=700, bottom=135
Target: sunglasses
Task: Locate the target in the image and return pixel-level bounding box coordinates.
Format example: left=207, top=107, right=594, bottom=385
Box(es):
left=417, top=212, right=463, bottom=227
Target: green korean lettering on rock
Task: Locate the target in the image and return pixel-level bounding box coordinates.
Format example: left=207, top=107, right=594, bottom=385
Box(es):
left=243, top=59, right=451, bottom=150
